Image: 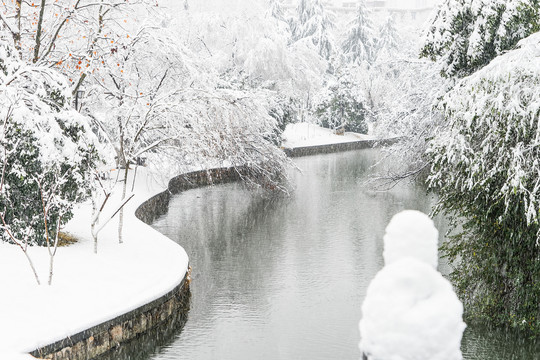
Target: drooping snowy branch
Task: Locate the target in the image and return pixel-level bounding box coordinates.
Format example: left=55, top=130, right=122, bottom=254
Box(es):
left=421, top=0, right=540, bottom=77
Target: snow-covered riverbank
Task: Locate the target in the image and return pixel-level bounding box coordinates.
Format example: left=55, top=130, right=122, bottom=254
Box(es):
left=281, top=123, right=375, bottom=149
left=0, top=168, right=189, bottom=359
left=0, top=122, right=375, bottom=359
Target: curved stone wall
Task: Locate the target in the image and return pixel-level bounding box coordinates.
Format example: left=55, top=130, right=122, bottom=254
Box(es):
left=30, top=277, right=191, bottom=360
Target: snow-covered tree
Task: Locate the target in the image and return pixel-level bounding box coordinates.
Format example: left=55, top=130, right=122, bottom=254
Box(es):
left=147, top=88, right=292, bottom=193
left=84, top=23, right=194, bottom=245
left=428, top=32, right=540, bottom=335
left=421, top=0, right=540, bottom=77
left=0, top=31, right=100, bottom=283
left=292, top=0, right=336, bottom=60
left=174, top=4, right=327, bottom=136
left=268, top=0, right=287, bottom=23
left=371, top=53, right=447, bottom=182
left=313, top=66, right=369, bottom=134
left=342, top=1, right=377, bottom=65
left=376, top=15, right=400, bottom=61
left=0, top=0, right=147, bottom=93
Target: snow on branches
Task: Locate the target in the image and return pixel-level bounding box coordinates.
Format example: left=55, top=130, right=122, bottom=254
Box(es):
left=421, top=0, right=540, bottom=77
left=0, top=31, right=100, bottom=283
left=427, top=32, right=540, bottom=333
left=429, top=31, right=540, bottom=226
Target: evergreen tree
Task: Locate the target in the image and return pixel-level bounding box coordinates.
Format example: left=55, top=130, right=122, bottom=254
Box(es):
left=292, top=0, right=336, bottom=60
left=376, top=15, right=399, bottom=60
left=268, top=0, right=286, bottom=22
left=421, top=0, right=540, bottom=77
left=342, top=0, right=377, bottom=65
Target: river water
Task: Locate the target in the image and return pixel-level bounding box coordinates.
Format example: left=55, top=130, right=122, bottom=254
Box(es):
left=141, top=149, right=538, bottom=360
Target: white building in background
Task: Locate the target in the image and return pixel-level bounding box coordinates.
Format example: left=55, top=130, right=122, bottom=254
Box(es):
left=337, top=0, right=438, bottom=22
left=282, top=0, right=439, bottom=23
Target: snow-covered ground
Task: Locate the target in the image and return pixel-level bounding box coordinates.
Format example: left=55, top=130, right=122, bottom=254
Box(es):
left=281, top=122, right=376, bottom=148
left=0, top=168, right=189, bottom=359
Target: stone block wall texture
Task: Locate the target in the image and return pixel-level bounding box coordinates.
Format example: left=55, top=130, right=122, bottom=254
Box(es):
left=30, top=277, right=191, bottom=360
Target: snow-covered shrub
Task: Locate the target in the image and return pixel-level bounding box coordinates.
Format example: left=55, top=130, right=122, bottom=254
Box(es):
left=0, top=34, right=99, bottom=247
left=360, top=259, right=465, bottom=360
left=268, top=95, right=299, bottom=146
left=428, top=32, right=540, bottom=334
left=313, top=67, right=369, bottom=134
left=383, top=210, right=439, bottom=269
left=421, top=0, right=540, bottom=77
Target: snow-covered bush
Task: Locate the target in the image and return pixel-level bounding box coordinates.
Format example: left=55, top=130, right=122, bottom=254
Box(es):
left=361, top=259, right=465, bottom=360
left=0, top=34, right=99, bottom=248
left=313, top=68, right=368, bottom=134
left=268, top=95, right=299, bottom=146
left=421, top=0, right=540, bottom=77
left=382, top=210, right=439, bottom=269
left=428, top=32, right=540, bottom=334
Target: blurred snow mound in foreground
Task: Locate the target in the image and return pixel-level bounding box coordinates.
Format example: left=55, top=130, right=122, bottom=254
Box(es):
left=360, top=210, right=466, bottom=360
left=383, top=210, right=439, bottom=269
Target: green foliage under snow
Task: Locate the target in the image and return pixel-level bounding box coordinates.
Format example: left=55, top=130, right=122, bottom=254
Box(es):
left=421, top=0, right=540, bottom=77
left=428, top=32, right=540, bottom=334
left=0, top=36, right=100, bottom=247
left=314, top=67, right=368, bottom=134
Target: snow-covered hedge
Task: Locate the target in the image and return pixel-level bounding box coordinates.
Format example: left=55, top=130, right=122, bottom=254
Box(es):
left=428, top=32, right=540, bottom=333
left=421, top=0, right=540, bottom=77
left=0, top=34, right=99, bottom=247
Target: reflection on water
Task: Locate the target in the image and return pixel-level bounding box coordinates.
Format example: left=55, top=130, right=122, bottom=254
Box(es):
left=140, top=149, right=538, bottom=360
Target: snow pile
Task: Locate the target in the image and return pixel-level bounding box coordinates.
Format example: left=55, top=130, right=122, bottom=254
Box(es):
left=281, top=122, right=375, bottom=148
left=383, top=210, right=439, bottom=269
left=359, top=210, right=465, bottom=360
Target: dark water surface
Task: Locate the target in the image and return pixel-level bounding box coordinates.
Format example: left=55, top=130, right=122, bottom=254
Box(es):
left=140, top=149, right=538, bottom=360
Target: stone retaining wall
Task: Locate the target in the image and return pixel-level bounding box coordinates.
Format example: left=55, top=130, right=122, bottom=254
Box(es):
left=30, top=276, right=191, bottom=360
left=283, top=137, right=400, bottom=157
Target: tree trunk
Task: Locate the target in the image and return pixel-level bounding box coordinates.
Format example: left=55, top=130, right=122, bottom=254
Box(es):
left=24, top=250, right=41, bottom=285
left=118, top=162, right=129, bottom=244
left=48, top=253, right=54, bottom=286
